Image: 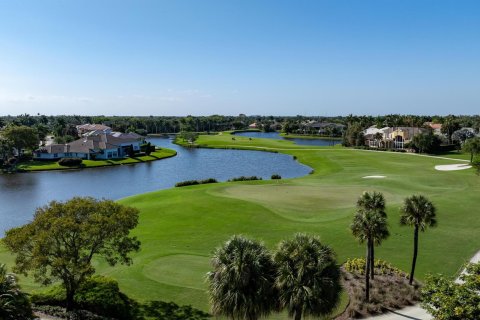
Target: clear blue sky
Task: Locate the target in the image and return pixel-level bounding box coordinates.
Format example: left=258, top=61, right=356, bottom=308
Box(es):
left=0, top=0, right=479, bottom=116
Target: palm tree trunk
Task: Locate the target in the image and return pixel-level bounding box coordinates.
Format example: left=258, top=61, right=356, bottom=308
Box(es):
left=409, top=226, right=419, bottom=285
left=294, top=308, right=302, bottom=320
left=370, top=242, right=375, bottom=280
left=365, top=240, right=371, bottom=302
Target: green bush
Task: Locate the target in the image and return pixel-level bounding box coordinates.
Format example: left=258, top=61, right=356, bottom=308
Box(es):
left=271, top=174, right=281, bottom=179
left=228, top=176, right=262, bottom=182
left=0, top=264, right=34, bottom=320
left=32, top=305, right=109, bottom=320
left=141, top=301, right=210, bottom=320
left=344, top=258, right=407, bottom=277
left=31, top=276, right=138, bottom=320
left=175, top=178, right=218, bottom=187
left=58, top=158, right=83, bottom=167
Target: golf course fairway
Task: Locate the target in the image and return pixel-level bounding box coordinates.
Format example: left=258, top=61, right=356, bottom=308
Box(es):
left=1, top=133, right=478, bottom=315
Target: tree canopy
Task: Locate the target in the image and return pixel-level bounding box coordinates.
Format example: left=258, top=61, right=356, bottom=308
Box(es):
left=422, top=262, right=480, bottom=320
left=1, top=125, right=39, bottom=155
left=2, top=197, right=141, bottom=311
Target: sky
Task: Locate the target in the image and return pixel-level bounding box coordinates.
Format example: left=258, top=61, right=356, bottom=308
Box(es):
left=0, top=0, right=479, bottom=116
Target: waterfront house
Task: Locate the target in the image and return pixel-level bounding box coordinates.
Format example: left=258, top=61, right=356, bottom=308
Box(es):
left=34, top=132, right=145, bottom=160
left=76, top=123, right=112, bottom=136
left=364, top=126, right=426, bottom=149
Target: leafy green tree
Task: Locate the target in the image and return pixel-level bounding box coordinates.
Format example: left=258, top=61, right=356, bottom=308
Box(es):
left=410, top=132, right=441, bottom=153
left=400, top=195, right=437, bottom=285
left=3, top=197, right=141, bottom=311
left=179, top=131, right=199, bottom=144
left=0, top=264, right=33, bottom=320
left=274, top=234, right=341, bottom=320
left=356, top=191, right=389, bottom=280
left=422, top=262, right=480, bottom=320
left=207, top=235, right=277, bottom=320
left=2, top=125, right=39, bottom=155
left=351, top=192, right=389, bottom=301
left=462, top=137, right=480, bottom=163
left=342, top=123, right=364, bottom=147
left=441, top=116, right=460, bottom=144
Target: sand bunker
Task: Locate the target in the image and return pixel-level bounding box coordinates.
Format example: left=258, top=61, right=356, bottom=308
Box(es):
left=435, top=164, right=472, bottom=171
left=362, top=175, right=386, bottom=179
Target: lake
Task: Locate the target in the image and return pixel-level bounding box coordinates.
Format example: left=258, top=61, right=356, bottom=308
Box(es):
left=0, top=137, right=311, bottom=234
left=233, top=131, right=340, bottom=146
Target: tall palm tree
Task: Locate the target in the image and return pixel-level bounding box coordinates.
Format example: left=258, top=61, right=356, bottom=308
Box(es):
left=207, top=235, right=277, bottom=320
left=351, top=192, right=389, bottom=302
left=400, top=195, right=437, bottom=285
left=356, top=191, right=389, bottom=280
left=274, top=233, right=341, bottom=320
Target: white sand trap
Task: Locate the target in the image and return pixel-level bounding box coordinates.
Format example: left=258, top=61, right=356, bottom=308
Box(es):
left=435, top=164, right=472, bottom=171
left=362, top=175, right=386, bottom=179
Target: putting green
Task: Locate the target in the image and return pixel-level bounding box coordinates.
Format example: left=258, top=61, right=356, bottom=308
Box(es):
left=143, top=254, right=210, bottom=290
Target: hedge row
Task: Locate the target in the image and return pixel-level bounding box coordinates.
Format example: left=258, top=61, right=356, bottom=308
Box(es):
left=175, top=178, right=218, bottom=187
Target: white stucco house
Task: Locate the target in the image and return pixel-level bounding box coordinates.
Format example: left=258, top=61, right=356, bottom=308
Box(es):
left=34, top=132, right=145, bottom=160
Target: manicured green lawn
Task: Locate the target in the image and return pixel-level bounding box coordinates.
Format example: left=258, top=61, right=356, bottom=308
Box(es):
left=279, top=132, right=342, bottom=140
left=16, top=149, right=177, bottom=172
left=1, top=133, right=478, bottom=316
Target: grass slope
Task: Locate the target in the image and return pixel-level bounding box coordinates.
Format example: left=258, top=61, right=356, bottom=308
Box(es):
left=1, top=133, right=478, bottom=315
left=16, top=149, right=177, bottom=171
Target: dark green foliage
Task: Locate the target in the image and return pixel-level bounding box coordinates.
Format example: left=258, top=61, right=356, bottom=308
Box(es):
left=422, top=262, right=480, bottom=320
left=342, top=122, right=365, bottom=147
left=31, top=276, right=139, bottom=320
left=58, top=158, right=83, bottom=166
left=141, top=301, right=210, bottom=320
left=227, top=176, right=262, bottom=182
left=274, top=234, right=341, bottom=320
left=175, top=178, right=218, bottom=187
left=33, top=305, right=109, bottom=320
left=2, top=125, right=40, bottom=155
left=271, top=174, right=281, bottom=179
left=0, top=264, right=34, bottom=320
left=410, top=132, right=442, bottom=153
left=463, top=137, right=480, bottom=162
left=207, top=235, right=277, bottom=320
left=140, top=142, right=155, bottom=156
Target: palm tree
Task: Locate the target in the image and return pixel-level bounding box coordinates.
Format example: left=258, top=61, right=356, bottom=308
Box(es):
left=356, top=191, right=389, bottom=280
left=351, top=192, right=389, bottom=302
left=207, top=235, right=277, bottom=320
left=0, top=264, right=33, bottom=320
left=400, top=195, right=437, bottom=285
left=274, top=233, right=341, bottom=320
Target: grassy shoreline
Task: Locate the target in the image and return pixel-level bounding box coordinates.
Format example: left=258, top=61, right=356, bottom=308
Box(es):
left=280, top=132, right=342, bottom=140
left=16, top=148, right=177, bottom=172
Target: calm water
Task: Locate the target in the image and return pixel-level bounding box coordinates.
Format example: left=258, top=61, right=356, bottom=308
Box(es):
left=0, top=137, right=311, bottom=234
left=234, top=131, right=340, bottom=146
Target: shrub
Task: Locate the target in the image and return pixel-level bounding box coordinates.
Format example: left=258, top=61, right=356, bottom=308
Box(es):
left=228, top=176, right=262, bottom=182
left=271, top=174, right=282, bottom=179
left=141, top=301, right=210, bottom=320
left=31, top=276, right=138, bottom=320
left=33, top=305, right=109, bottom=320
left=344, top=258, right=407, bottom=277
left=175, top=178, right=218, bottom=187
left=0, top=264, right=34, bottom=320
left=58, top=158, right=83, bottom=167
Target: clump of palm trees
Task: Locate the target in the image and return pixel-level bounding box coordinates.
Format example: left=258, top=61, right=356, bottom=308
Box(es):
left=207, top=234, right=341, bottom=320
left=350, top=191, right=437, bottom=302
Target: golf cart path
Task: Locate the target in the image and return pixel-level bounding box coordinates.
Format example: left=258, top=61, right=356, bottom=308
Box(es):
left=365, top=250, right=480, bottom=320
